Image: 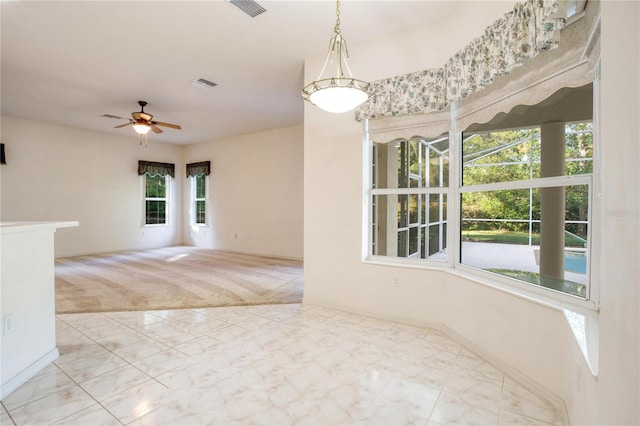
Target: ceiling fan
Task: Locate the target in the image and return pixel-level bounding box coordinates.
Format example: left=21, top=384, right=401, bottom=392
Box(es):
left=101, top=101, right=182, bottom=137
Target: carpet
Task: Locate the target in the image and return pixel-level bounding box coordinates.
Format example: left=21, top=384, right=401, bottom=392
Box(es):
left=55, top=246, right=303, bottom=314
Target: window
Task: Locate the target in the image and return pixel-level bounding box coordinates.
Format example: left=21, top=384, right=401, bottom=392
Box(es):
left=137, top=161, right=174, bottom=226
left=186, top=161, right=211, bottom=226
left=370, top=134, right=449, bottom=260
left=144, top=173, right=169, bottom=225
left=192, top=174, right=207, bottom=225
left=460, top=123, right=593, bottom=298
left=364, top=84, right=596, bottom=305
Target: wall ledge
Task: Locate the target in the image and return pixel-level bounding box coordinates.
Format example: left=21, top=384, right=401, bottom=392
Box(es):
left=563, top=308, right=599, bottom=376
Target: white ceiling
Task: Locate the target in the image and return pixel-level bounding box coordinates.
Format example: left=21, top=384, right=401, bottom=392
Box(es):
left=1, top=1, right=511, bottom=145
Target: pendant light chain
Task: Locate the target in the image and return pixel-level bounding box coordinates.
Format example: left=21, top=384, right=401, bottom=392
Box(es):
left=334, top=0, right=341, bottom=34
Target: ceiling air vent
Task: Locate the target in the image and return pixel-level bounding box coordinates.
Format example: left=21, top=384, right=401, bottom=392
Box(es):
left=226, top=0, right=266, bottom=18
left=190, top=78, right=218, bottom=89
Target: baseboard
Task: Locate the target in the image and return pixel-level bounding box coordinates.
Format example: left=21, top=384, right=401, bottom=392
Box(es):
left=0, top=347, right=59, bottom=400
left=441, top=325, right=570, bottom=426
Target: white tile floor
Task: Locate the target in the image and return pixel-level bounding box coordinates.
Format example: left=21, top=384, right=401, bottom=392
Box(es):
left=1, top=304, right=565, bottom=425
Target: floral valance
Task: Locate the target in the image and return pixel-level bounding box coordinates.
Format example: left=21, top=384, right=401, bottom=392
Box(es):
left=186, top=161, right=211, bottom=178
left=137, top=160, right=175, bottom=178
left=356, top=0, right=566, bottom=121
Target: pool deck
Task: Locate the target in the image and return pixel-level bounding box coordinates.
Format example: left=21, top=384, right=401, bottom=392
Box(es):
left=459, top=242, right=587, bottom=285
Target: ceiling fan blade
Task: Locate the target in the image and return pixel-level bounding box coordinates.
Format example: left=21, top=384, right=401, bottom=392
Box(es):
left=152, top=121, right=182, bottom=130
left=114, top=122, right=133, bottom=129
left=101, top=114, right=128, bottom=120
left=149, top=124, right=163, bottom=134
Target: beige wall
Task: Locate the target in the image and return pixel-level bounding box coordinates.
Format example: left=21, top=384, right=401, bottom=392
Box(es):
left=183, top=125, right=304, bottom=260
left=0, top=116, right=184, bottom=256
left=571, top=1, right=640, bottom=423
left=303, top=1, right=639, bottom=425
left=0, top=117, right=304, bottom=261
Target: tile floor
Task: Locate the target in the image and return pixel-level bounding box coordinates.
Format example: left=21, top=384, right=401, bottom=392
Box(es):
left=1, top=303, right=565, bottom=425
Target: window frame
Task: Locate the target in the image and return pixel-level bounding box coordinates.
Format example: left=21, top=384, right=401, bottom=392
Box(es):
left=142, top=173, right=170, bottom=226
left=368, top=135, right=449, bottom=262
left=191, top=173, right=208, bottom=226
left=362, top=94, right=600, bottom=313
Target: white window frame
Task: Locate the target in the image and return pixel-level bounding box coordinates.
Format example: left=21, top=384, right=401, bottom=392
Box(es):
left=142, top=173, right=170, bottom=226
left=369, top=136, right=449, bottom=261
left=362, top=84, right=601, bottom=313
left=191, top=174, right=208, bottom=226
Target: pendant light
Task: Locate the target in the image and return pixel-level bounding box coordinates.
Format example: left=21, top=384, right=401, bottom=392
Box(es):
left=302, top=0, right=373, bottom=113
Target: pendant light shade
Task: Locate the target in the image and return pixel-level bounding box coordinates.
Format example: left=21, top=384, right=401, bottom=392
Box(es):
left=302, top=1, right=373, bottom=113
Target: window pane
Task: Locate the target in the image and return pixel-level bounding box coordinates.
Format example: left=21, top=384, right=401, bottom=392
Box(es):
left=409, top=140, right=420, bottom=177
left=146, top=201, right=166, bottom=224
left=462, top=129, right=540, bottom=186
left=409, top=194, right=419, bottom=224
left=397, top=141, right=408, bottom=188
left=429, top=143, right=449, bottom=188
left=146, top=174, right=166, bottom=198
left=196, top=200, right=206, bottom=224
left=373, top=134, right=449, bottom=189
left=397, top=230, right=408, bottom=257
left=565, top=122, right=594, bottom=175
left=372, top=193, right=447, bottom=261
left=429, top=194, right=440, bottom=223
left=195, top=175, right=206, bottom=198
left=460, top=185, right=589, bottom=298
left=398, top=195, right=408, bottom=228
left=463, top=123, right=593, bottom=186
left=428, top=225, right=440, bottom=257
left=409, top=227, right=419, bottom=256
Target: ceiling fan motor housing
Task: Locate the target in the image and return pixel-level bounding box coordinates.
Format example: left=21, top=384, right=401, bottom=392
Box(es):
left=132, top=112, right=153, bottom=122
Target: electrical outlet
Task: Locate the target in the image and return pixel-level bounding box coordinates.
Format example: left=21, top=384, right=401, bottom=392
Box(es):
left=3, top=314, right=15, bottom=336
left=392, top=277, right=399, bottom=287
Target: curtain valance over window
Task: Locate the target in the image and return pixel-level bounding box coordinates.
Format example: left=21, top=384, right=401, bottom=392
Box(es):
left=186, top=161, right=211, bottom=178
left=356, top=0, right=566, bottom=121
left=138, top=160, right=175, bottom=178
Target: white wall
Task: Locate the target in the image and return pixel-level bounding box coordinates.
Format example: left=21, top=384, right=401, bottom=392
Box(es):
left=0, top=116, right=183, bottom=257
left=565, top=2, right=640, bottom=424
left=183, top=125, right=303, bottom=260
left=303, top=2, right=639, bottom=425
left=0, top=117, right=303, bottom=261
left=0, top=223, right=75, bottom=399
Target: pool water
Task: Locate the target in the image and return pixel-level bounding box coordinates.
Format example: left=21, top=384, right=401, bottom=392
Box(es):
left=565, top=252, right=587, bottom=274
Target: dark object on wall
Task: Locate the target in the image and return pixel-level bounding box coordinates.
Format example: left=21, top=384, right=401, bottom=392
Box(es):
left=186, top=161, right=211, bottom=177
left=1, top=143, right=6, bottom=165
left=137, top=160, right=175, bottom=178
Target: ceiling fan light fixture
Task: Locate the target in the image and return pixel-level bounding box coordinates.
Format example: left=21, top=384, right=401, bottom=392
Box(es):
left=132, top=123, right=151, bottom=135
left=302, top=0, right=373, bottom=113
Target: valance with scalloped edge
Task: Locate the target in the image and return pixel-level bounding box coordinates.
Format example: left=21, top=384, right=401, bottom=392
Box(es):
left=186, top=161, right=211, bottom=178
left=137, top=160, right=175, bottom=178
left=356, top=0, right=566, bottom=121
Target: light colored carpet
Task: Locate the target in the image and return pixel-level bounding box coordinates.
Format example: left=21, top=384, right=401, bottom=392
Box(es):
left=55, top=246, right=303, bottom=314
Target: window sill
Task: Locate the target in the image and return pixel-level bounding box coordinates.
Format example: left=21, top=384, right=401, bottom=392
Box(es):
left=364, top=255, right=596, bottom=311
left=563, top=308, right=599, bottom=376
